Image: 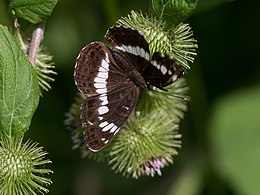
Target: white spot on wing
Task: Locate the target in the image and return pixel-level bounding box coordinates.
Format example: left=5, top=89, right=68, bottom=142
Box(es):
left=115, top=44, right=150, bottom=61
left=152, top=61, right=160, bottom=69
left=140, top=48, right=145, bottom=59
left=123, top=45, right=129, bottom=52
left=101, top=59, right=109, bottom=70
left=98, top=66, right=107, bottom=72
left=160, top=65, right=167, bottom=75
left=97, top=71, right=108, bottom=79
left=113, top=128, right=120, bottom=135
left=104, top=53, right=109, bottom=62
left=96, top=88, right=107, bottom=94
left=94, top=57, right=109, bottom=111
left=82, top=122, right=87, bottom=127
left=99, top=94, right=108, bottom=105
left=102, top=123, right=115, bottom=132
left=123, top=106, right=129, bottom=111
left=87, top=121, right=93, bottom=125
left=99, top=121, right=108, bottom=128
left=110, top=125, right=118, bottom=133
left=98, top=106, right=109, bottom=115
left=94, top=82, right=106, bottom=88
left=132, top=46, right=137, bottom=56
left=115, top=45, right=125, bottom=51
left=101, top=99, right=108, bottom=105
left=94, top=77, right=106, bottom=83
left=136, top=46, right=141, bottom=57
left=145, top=52, right=150, bottom=61
left=171, top=74, right=178, bottom=82
left=99, top=95, right=107, bottom=101
left=127, top=45, right=133, bottom=53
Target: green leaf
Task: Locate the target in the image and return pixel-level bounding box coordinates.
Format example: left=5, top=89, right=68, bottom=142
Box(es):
left=9, top=0, right=58, bottom=24
left=209, top=85, right=260, bottom=195
left=0, top=25, right=40, bottom=139
left=151, top=0, right=198, bottom=25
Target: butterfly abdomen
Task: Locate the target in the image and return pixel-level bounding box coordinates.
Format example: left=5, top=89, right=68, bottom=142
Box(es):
left=128, top=70, right=148, bottom=90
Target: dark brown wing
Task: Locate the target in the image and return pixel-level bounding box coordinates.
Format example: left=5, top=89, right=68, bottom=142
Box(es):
left=105, top=26, right=185, bottom=89
left=74, top=41, right=140, bottom=151
left=143, top=52, right=185, bottom=89
left=105, top=25, right=151, bottom=72
left=74, top=41, right=127, bottom=95
left=81, top=85, right=139, bottom=151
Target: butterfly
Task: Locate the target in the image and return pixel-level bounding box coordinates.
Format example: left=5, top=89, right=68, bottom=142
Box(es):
left=74, top=26, right=185, bottom=152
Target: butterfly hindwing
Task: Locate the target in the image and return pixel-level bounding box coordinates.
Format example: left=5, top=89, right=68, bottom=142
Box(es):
left=81, top=84, right=139, bottom=151
left=143, top=52, right=185, bottom=89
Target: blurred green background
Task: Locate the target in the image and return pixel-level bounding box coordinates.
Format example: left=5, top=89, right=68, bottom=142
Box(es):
left=1, top=0, right=260, bottom=194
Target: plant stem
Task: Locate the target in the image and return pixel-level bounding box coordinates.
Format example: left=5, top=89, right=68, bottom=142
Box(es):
left=28, top=21, right=45, bottom=66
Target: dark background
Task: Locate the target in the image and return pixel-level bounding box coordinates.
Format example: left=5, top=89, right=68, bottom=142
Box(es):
left=1, top=0, right=260, bottom=194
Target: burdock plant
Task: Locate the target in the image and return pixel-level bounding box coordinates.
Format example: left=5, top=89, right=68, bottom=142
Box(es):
left=0, top=0, right=57, bottom=194
left=0, top=139, right=52, bottom=194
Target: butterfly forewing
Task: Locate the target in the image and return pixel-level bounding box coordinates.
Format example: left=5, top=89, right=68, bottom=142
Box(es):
left=105, top=26, right=151, bottom=72
left=74, top=41, right=140, bottom=151
left=75, top=42, right=125, bottom=95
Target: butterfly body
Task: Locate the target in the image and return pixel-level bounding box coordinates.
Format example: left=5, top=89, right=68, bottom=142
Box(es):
left=74, top=26, right=185, bottom=151
left=111, top=49, right=148, bottom=90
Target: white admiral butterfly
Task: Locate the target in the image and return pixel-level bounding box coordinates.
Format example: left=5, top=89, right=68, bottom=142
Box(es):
left=74, top=26, right=185, bottom=151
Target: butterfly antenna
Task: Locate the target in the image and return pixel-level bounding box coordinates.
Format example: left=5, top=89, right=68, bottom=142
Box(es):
left=150, top=88, right=190, bottom=101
